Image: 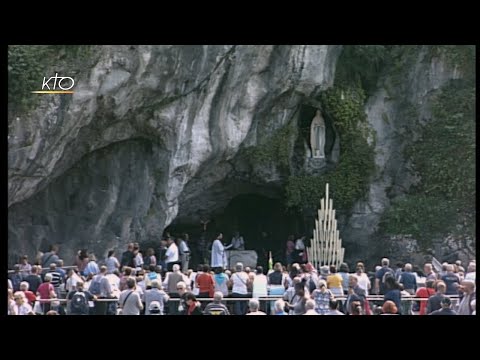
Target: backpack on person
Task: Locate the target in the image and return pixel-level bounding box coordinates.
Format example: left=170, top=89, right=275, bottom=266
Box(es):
left=89, top=276, right=102, bottom=296
left=381, top=269, right=395, bottom=286
left=70, top=291, right=88, bottom=314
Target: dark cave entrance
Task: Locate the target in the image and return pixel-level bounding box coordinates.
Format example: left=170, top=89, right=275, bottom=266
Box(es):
left=168, top=193, right=309, bottom=268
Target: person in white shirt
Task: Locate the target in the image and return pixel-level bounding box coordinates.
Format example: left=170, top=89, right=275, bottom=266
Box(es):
left=211, top=233, right=227, bottom=269
left=10, top=292, right=33, bottom=315
left=165, top=238, right=179, bottom=272
left=177, top=235, right=191, bottom=271
left=230, top=231, right=245, bottom=250
left=465, top=262, right=476, bottom=282
left=354, top=264, right=371, bottom=295
left=229, top=262, right=250, bottom=315
left=189, top=265, right=201, bottom=295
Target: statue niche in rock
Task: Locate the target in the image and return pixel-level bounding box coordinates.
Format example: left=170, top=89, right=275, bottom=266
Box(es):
left=310, top=110, right=326, bottom=158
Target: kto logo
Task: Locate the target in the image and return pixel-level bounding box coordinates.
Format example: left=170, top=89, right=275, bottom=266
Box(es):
left=31, top=73, right=75, bottom=94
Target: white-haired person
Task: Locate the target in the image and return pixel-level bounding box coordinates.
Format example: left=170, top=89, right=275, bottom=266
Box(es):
left=143, top=279, right=169, bottom=315
left=229, top=262, right=250, bottom=315
left=204, top=291, right=230, bottom=315
left=246, top=298, right=266, bottom=315
left=304, top=299, right=319, bottom=315
left=273, top=299, right=287, bottom=315
left=10, top=292, right=34, bottom=315
left=457, top=280, right=476, bottom=315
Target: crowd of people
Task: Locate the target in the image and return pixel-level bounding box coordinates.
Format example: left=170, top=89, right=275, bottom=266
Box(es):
left=7, top=239, right=476, bottom=316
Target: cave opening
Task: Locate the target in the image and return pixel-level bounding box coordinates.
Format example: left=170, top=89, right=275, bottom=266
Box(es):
left=167, top=193, right=309, bottom=269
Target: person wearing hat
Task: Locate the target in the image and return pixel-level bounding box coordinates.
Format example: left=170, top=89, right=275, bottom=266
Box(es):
left=144, top=279, right=169, bottom=315
left=429, top=297, right=457, bottom=315
left=148, top=301, right=162, bottom=315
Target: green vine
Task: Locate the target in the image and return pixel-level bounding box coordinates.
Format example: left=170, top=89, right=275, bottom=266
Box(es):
left=8, top=45, right=49, bottom=112
left=245, top=122, right=297, bottom=169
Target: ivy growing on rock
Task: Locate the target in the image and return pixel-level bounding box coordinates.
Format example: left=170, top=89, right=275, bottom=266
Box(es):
left=245, top=121, right=298, bottom=170
left=380, top=78, right=475, bottom=248
left=8, top=45, right=49, bottom=112
left=286, top=84, right=376, bottom=210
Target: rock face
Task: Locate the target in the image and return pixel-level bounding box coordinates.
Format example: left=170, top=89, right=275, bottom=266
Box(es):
left=8, top=45, right=341, bottom=264
left=8, top=45, right=474, bottom=268
left=341, top=47, right=465, bottom=263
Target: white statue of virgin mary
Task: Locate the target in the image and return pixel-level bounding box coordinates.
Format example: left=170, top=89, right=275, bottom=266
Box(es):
left=310, top=110, right=326, bottom=158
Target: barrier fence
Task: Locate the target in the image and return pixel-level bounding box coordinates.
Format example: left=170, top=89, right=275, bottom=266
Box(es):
left=30, top=295, right=461, bottom=303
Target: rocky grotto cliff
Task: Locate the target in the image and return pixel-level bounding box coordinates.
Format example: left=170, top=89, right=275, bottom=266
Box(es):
left=8, top=45, right=475, bottom=266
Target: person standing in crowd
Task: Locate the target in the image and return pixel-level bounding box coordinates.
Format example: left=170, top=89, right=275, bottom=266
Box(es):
left=10, top=292, right=34, bottom=315
left=36, top=273, right=56, bottom=314
left=273, top=299, right=288, bottom=315
left=9, top=265, right=23, bottom=292
left=118, top=278, right=143, bottom=315
left=354, top=262, right=371, bottom=295
left=45, top=263, right=63, bottom=299
left=105, top=250, right=120, bottom=274
left=285, top=235, right=295, bottom=266
left=133, top=243, right=144, bottom=272
left=399, top=263, right=417, bottom=295
left=19, top=282, right=36, bottom=306
left=457, top=279, right=476, bottom=315
left=84, top=254, right=100, bottom=277
left=196, top=264, right=215, bottom=299
left=424, top=263, right=438, bottom=281
left=89, top=265, right=113, bottom=315
left=246, top=298, right=267, bottom=315
left=415, top=279, right=436, bottom=315
left=325, top=299, right=344, bottom=315
left=211, top=233, right=227, bottom=270
left=204, top=291, right=230, bottom=315
left=41, top=245, right=59, bottom=269
left=327, top=265, right=343, bottom=297
left=76, top=249, right=89, bottom=276
left=157, top=239, right=168, bottom=275
left=230, top=231, right=245, bottom=251
left=19, top=255, right=32, bottom=276
left=338, top=262, right=351, bottom=295
left=374, top=258, right=394, bottom=295
left=143, top=248, right=157, bottom=268
left=429, top=297, right=457, bottom=315
left=441, top=264, right=460, bottom=295
left=426, top=281, right=447, bottom=314
left=120, top=243, right=135, bottom=271
left=163, top=265, right=189, bottom=314
left=66, top=281, right=96, bottom=315
left=294, top=236, right=307, bottom=264
left=185, top=293, right=203, bottom=315
left=164, top=237, right=180, bottom=272
left=465, top=262, right=476, bottom=282
left=176, top=236, right=190, bottom=271
left=304, top=299, right=319, bottom=315
left=24, top=265, right=42, bottom=294
left=143, top=279, right=169, bottom=315
left=213, top=267, right=229, bottom=297
left=229, top=262, right=250, bottom=315
left=384, top=276, right=402, bottom=311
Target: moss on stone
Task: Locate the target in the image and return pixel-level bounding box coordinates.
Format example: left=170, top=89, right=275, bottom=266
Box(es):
left=246, top=121, right=298, bottom=170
